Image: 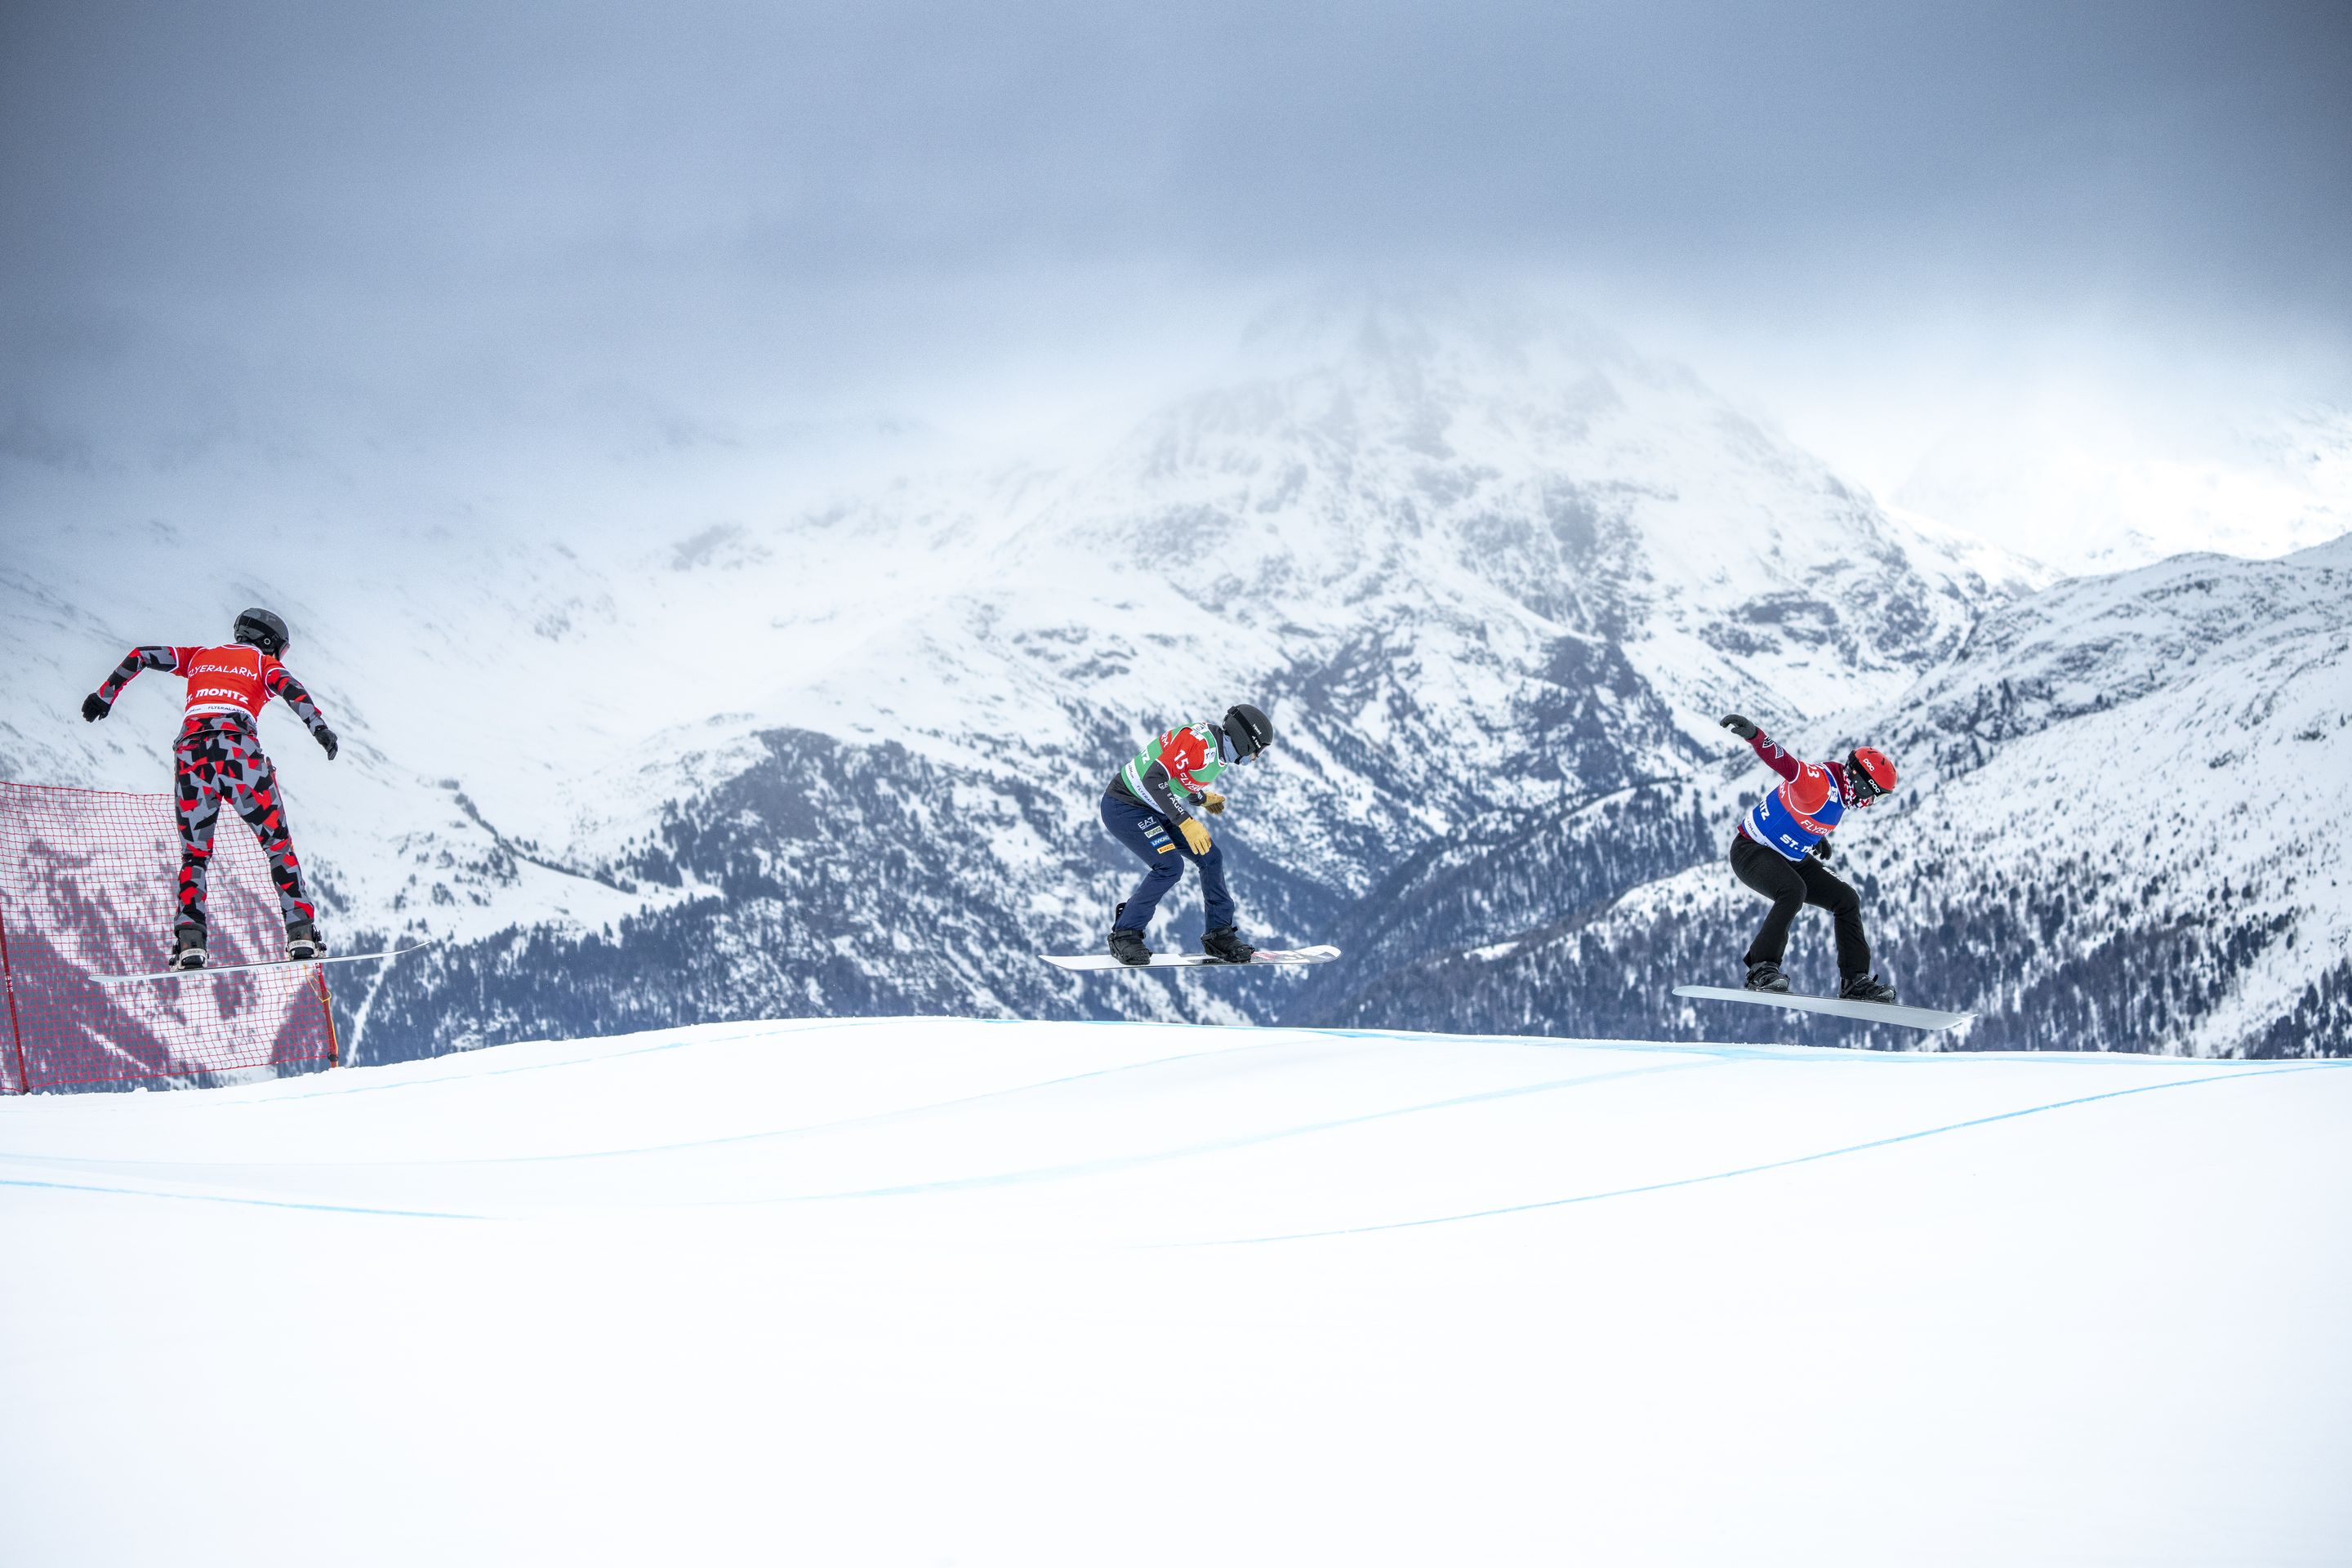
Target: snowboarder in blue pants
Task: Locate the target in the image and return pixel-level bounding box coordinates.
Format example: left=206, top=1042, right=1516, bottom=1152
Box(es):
left=1099, top=704, right=1275, bottom=965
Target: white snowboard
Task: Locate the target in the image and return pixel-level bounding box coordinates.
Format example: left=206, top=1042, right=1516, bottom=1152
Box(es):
left=1673, top=983, right=1974, bottom=1033
left=1041, top=944, right=1341, bottom=972
left=96, top=938, right=440, bottom=988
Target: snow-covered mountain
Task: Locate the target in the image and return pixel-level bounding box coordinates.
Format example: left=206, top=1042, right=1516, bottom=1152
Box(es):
left=11, top=303, right=2342, bottom=1062
left=1315, top=537, right=2352, bottom=1054
left=349, top=309, right=2034, bottom=1055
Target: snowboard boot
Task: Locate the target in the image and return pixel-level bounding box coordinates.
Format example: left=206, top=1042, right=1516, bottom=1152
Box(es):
left=169, top=928, right=207, bottom=972
left=1200, top=927, right=1256, bottom=964
left=285, top=921, right=323, bottom=961
left=1107, top=926, right=1152, bottom=966
left=1744, top=961, right=1790, bottom=994
left=1839, top=972, right=1898, bottom=1004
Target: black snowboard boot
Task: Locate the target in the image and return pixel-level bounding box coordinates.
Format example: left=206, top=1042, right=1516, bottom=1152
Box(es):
left=170, top=928, right=207, bottom=972
left=1107, top=926, right=1152, bottom=966
left=1839, top=972, right=1898, bottom=1004
left=1744, top=961, right=1790, bottom=994
left=285, top=921, right=323, bottom=961
left=1200, top=927, right=1255, bottom=964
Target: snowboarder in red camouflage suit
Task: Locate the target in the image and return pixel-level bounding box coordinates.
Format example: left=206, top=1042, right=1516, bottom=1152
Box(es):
left=82, top=608, right=340, bottom=970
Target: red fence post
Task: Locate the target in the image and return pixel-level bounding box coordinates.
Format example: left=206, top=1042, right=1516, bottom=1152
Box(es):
left=315, top=968, right=341, bottom=1069
left=0, top=899, right=27, bottom=1095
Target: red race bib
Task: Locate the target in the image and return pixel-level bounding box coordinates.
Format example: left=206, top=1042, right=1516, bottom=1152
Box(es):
left=181, top=644, right=273, bottom=719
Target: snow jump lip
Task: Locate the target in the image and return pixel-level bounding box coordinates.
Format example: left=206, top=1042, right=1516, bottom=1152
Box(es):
left=1673, top=983, right=1974, bottom=1033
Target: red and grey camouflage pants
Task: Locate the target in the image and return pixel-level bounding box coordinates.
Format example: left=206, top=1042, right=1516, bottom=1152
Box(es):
left=173, top=716, right=315, bottom=937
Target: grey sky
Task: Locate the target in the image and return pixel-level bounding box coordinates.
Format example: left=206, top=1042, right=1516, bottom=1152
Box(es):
left=5, top=1, right=2350, bottom=511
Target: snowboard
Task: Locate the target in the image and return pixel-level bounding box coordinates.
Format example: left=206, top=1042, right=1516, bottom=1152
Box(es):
left=1673, top=983, right=1974, bottom=1033
left=1041, top=944, right=1340, bottom=972
left=96, top=938, right=440, bottom=988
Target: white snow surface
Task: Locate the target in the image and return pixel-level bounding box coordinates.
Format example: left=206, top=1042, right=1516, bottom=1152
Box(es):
left=4, top=1015, right=2347, bottom=1566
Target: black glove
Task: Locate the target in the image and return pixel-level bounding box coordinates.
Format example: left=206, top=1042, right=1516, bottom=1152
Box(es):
left=1720, top=714, right=1759, bottom=742
left=82, top=693, right=111, bottom=723
left=315, top=726, right=339, bottom=760
left=1809, top=838, right=1833, bottom=862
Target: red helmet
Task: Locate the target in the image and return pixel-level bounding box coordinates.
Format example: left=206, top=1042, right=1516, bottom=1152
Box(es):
left=1846, top=746, right=1897, bottom=800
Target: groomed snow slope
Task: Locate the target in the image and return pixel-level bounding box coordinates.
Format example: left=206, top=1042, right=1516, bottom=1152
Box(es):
left=3, top=1018, right=2348, bottom=1566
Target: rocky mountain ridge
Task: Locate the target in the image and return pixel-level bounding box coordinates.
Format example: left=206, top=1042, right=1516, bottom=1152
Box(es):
left=8, top=310, right=2338, bottom=1063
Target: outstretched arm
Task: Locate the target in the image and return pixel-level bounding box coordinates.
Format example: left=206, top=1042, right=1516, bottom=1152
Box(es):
left=84, top=647, right=185, bottom=719
left=265, top=664, right=339, bottom=758
left=1720, top=713, right=1801, bottom=782
left=1746, top=731, right=1802, bottom=782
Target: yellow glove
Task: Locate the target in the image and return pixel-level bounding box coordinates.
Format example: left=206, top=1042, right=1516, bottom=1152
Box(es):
left=1178, top=817, right=1213, bottom=854
left=1201, top=791, right=1227, bottom=815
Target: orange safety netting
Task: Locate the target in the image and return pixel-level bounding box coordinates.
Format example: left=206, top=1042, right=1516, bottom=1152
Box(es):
left=0, top=780, right=336, bottom=1092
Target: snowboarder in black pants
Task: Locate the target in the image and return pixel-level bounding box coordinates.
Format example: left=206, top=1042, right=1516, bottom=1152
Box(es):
left=1099, top=704, right=1275, bottom=964
left=1719, top=714, right=1899, bottom=1001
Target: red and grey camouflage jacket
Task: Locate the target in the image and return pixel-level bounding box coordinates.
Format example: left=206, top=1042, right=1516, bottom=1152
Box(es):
left=96, top=644, right=334, bottom=743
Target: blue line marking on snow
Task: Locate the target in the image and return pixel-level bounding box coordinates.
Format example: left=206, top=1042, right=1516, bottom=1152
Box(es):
left=6, top=1026, right=2334, bottom=1223
left=701, top=1056, right=1724, bottom=1207
left=131, top=1013, right=1276, bottom=1110
left=1205, top=1058, right=2352, bottom=1245
left=0, top=1038, right=1307, bottom=1171
left=0, top=1173, right=490, bottom=1221
left=457, top=1039, right=1304, bottom=1164
left=0, top=1046, right=1686, bottom=1215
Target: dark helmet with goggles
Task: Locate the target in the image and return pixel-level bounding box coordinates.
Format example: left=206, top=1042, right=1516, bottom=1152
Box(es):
left=1218, top=702, right=1274, bottom=764
left=232, top=608, right=292, bottom=657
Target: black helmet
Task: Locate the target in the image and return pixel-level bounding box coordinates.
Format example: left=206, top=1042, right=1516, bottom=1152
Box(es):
left=1222, top=702, right=1274, bottom=761
left=232, top=608, right=291, bottom=657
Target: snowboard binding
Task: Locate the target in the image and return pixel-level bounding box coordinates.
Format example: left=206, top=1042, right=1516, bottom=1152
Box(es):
left=1200, top=927, right=1256, bottom=964
left=1838, top=972, right=1897, bottom=1004
left=1107, top=903, right=1151, bottom=966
